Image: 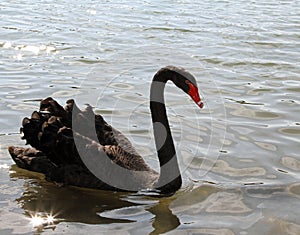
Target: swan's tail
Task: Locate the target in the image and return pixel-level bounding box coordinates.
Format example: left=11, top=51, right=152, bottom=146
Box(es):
left=8, top=145, right=111, bottom=189
left=8, top=146, right=57, bottom=175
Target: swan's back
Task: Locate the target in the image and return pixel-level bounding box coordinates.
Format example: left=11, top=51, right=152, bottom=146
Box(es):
left=8, top=97, right=158, bottom=191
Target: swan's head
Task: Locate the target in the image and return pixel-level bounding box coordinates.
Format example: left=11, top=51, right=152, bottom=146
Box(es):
left=166, top=66, right=204, bottom=109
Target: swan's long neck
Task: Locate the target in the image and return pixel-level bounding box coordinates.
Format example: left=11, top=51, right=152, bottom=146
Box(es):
left=150, top=72, right=182, bottom=194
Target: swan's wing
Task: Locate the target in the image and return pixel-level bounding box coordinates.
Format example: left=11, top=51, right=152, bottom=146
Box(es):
left=9, top=127, right=158, bottom=190
left=71, top=107, right=149, bottom=170
left=19, top=97, right=154, bottom=172
left=12, top=97, right=158, bottom=190
left=72, top=101, right=141, bottom=156
left=110, top=126, right=140, bottom=156
left=19, top=98, right=135, bottom=160
left=72, top=132, right=158, bottom=189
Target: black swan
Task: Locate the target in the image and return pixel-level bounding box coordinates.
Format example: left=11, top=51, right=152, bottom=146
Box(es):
left=8, top=66, right=203, bottom=195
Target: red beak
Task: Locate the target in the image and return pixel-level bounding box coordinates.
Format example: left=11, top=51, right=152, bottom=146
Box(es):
left=188, top=83, right=204, bottom=109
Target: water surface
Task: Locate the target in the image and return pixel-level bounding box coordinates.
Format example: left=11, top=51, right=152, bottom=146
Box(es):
left=0, top=0, right=300, bottom=234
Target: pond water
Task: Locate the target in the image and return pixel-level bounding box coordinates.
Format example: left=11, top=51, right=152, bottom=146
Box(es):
left=0, top=0, right=300, bottom=234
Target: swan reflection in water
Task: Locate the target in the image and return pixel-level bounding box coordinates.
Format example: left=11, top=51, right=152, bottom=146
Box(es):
left=9, top=165, right=180, bottom=234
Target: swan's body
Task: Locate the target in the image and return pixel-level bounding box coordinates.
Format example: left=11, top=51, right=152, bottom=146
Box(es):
left=8, top=66, right=203, bottom=194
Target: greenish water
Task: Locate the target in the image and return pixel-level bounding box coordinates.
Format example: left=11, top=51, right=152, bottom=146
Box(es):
left=0, top=0, right=300, bottom=234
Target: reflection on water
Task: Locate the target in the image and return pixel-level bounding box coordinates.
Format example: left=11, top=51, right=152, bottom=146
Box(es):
left=9, top=166, right=133, bottom=223
left=6, top=162, right=300, bottom=235
left=9, top=165, right=181, bottom=234
left=2, top=161, right=300, bottom=234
